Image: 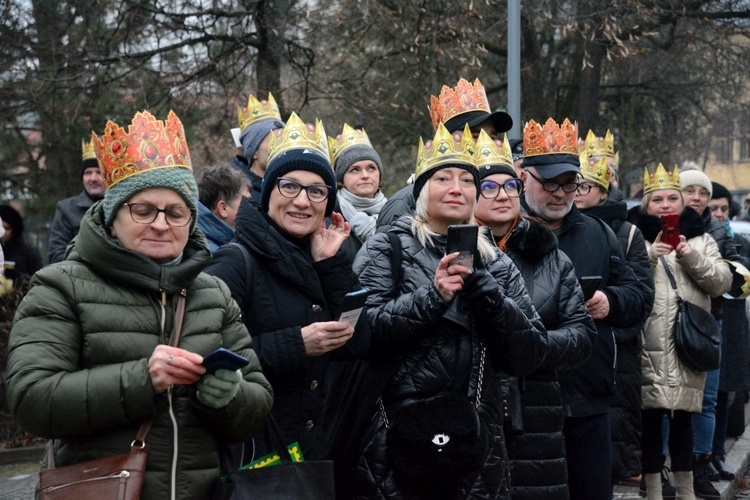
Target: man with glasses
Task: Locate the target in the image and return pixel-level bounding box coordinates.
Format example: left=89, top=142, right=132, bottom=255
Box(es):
left=520, top=118, right=647, bottom=500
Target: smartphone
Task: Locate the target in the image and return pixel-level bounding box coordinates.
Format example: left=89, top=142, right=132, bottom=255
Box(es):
left=447, top=224, right=479, bottom=273
left=578, top=276, right=602, bottom=301
left=660, top=213, right=680, bottom=249
left=202, top=347, right=249, bottom=374
left=337, top=288, right=369, bottom=328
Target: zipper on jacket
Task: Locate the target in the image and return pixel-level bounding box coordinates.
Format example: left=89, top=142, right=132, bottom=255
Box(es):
left=160, top=289, right=178, bottom=500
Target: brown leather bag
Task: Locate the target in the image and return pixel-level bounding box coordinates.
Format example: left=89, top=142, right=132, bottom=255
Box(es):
left=39, top=290, right=187, bottom=499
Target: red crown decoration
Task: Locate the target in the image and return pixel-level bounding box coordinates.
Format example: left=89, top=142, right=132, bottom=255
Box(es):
left=429, top=78, right=492, bottom=131
left=91, top=110, right=192, bottom=189
left=523, top=118, right=579, bottom=157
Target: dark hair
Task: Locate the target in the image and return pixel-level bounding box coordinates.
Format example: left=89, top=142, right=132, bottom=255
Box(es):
left=0, top=204, right=24, bottom=240
left=197, top=165, right=251, bottom=210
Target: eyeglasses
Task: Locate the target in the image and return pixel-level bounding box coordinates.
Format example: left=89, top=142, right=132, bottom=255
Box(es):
left=122, top=203, right=194, bottom=227
left=479, top=178, right=524, bottom=199
left=276, top=178, right=332, bottom=203
left=576, top=182, right=594, bottom=195
left=525, top=169, right=581, bottom=193
left=683, top=186, right=711, bottom=199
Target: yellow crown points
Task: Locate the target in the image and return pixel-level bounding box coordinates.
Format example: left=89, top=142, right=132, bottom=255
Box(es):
left=580, top=151, right=613, bottom=190
left=581, top=129, right=615, bottom=158
left=523, top=118, right=579, bottom=157
left=613, top=151, right=620, bottom=169
left=643, top=163, right=681, bottom=195
left=429, top=78, right=492, bottom=130
left=81, top=138, right=96, bottom=160
left=415, top=123, right=476, bottom=179
left=267, top=112, right=329, bottom=166
left=474, top=130, right=513, bottom=169
left=328, top=124, right=373, bottom=165
left=91, top=110, right=191, bottom=190
left=237, top=92, right=282, bottom=131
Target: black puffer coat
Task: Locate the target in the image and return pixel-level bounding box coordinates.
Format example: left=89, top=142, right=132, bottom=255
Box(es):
left=348, top=218, right=548, bottom=499
left=503, top=217, right=596, bottom=500
left=204, top=199, right=367, bottom=461
left=582, top=194, right=654, bottom=481
left=719, top=233, right=750, bottom=392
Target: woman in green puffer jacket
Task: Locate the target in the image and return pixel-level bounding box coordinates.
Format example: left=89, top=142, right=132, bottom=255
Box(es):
left=5, top=110, right=273, bottom=499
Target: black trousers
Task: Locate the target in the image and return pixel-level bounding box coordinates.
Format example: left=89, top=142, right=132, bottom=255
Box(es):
left=641, top=408, right=694, bottom=472
left=564, top=412, right=612, bottom=500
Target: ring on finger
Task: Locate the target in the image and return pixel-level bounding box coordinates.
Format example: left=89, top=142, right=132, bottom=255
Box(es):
left=167, top=354, right=174, bottom=365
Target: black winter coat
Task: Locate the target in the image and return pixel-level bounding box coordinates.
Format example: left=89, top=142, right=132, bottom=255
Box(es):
left=503, top=217, right=596, bottom=500
left=525, top=203, right=648, bottom=417
left=348, top=218, right=548, bottom=499
left=719, top=233, right=750, bottom=392
left=582, top=194, right=655, bottom=481
left=204, top=199, right=367, bottom=461
left=702, top=208, right=747, bottom=318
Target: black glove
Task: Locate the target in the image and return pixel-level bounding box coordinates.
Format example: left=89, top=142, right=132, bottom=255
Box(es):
left=461, top=269, right=503, bottom=314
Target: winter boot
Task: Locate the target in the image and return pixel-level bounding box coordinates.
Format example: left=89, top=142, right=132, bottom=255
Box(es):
left=710, top=453, right=735, bottom=480
left=673, top=471, right=696, bottom=500
left=639, top=467, right=676, bottom=499
left=692, top=454, right=720, bottom=499
left=643, top=473, right=664, bottom=500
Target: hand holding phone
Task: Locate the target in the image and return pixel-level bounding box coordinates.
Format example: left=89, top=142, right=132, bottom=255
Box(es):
left=447, top=224, right=479, bottom=274
left=660, top=213, right=680, bottom=250
left=201, top=348, right=249, bottom=374
left=578, top=276, right=602, bottom=301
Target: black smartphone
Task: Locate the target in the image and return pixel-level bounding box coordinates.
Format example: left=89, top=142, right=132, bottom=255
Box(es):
left=578, top=276, right=602, bottom=301
left=202, top=347, right=249, bottom=374
left=447, top=224, right=479, bottom=273
left=338, top=288, right=369, bottom=327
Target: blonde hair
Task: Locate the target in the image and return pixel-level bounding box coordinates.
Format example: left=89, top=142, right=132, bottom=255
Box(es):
left=409, top=177, right=498, bottom=264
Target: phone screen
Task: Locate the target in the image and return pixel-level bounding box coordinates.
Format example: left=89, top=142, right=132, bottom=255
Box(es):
left=447, top=224, right=479, bottom=273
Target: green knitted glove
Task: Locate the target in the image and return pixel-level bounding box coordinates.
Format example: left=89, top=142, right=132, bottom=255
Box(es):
left=196, top=369, right=242, bottom=409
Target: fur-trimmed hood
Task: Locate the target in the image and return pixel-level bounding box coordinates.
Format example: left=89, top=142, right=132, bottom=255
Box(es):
left=627, top=206, right=705, bottom=243
left=504, top=216, right=558, bottom=262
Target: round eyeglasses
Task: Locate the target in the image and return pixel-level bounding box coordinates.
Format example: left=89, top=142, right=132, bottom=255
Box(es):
left=576, top=182, right=594, bottom=195
left=276, top=178, right=332, bottom=203
left=526, top=170, right=582, bottom=194
left=479, top=178, right=524, bottom=199
left=121, top=203, right=194, bottom=227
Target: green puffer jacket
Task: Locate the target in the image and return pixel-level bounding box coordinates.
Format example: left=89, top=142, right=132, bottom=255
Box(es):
left=6, top=202, right=274, bottom=499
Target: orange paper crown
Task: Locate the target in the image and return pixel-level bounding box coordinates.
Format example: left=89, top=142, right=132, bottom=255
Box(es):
left=523, top=118, right=579, bottom=157
left=429, top=78, right=492, bottom=131
left=579, top=129, right=615, bottom=158
left=643, top=163, right=680, bottom=195
left=91, top=110, right=192, bottom=189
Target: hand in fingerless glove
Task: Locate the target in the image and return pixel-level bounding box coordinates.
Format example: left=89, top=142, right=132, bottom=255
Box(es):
left=461, top=269, right=503, bottom=313
left=196, top=369, right=242, bottom=409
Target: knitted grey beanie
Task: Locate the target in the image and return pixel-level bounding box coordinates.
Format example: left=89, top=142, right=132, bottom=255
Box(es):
left=240, top=118, right=285, bottom=160
left=334, top=144, right=383, bottom=185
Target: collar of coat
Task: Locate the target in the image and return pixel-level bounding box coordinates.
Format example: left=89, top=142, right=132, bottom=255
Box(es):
left=504, top=216, right=558, bottom=262
left=628, top=205, right=705, bottom=243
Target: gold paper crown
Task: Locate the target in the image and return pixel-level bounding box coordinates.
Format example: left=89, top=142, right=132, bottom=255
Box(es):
left=328, top=124, right=373, bottom=165
left=429, top=78, right=492, bottom=130
left=237, top=92, right=282, bottom=131
left=91, top=110, right=192, bottom=189
left=523, top=118, right=579, bottom=157
left=579, top=151, right=613, bottom=190
left=613, top=151, right=620, bottom=169
left=643, top=163, right=681, bottom=195
left=579, top=129, right=615, bottom=158
left=415, top=123, right=476, bottom=179
left=267, top=112, right=330, bottom=165
left=474, top=130, right=513, bottom=170
left=81, top=139, right=96, bottom=160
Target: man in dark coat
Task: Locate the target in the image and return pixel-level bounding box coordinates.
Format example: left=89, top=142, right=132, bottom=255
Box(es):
left=520, top=118, right=649, bottom=499
left=47, top=140, right=106, bottom=263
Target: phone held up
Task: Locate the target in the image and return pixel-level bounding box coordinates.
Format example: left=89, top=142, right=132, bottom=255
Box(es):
left=660, top=213, right=680, bottom=249
left=337, top=288, right=370, bottom=329
left=578, top=276, right=602, bottom=301
left=447, top=224, right=479, bottom=274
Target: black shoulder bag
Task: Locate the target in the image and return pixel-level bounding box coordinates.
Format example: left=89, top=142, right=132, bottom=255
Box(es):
left=660, top=256, right=721, bottom=372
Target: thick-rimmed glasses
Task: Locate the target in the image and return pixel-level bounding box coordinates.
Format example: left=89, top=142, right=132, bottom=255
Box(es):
left=525, top=170, right=582, bottom=194
left=479, top=178, right=524, bottom=199
left=121, top=203, right=194, bottom=227
left=276, top=178, right=332, bottom=203
left=575, top=182, right=594, bottom=195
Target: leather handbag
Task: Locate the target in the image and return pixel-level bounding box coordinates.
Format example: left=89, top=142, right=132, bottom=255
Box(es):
left=660, top=257, right=721, bottom=372
left=214, top=416, right=334, bottom=500
left=39, top=290, right=188, bottom=499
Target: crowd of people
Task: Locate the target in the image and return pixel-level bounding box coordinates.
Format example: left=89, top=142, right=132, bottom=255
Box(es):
left=4, top=77, right=750, bottom=500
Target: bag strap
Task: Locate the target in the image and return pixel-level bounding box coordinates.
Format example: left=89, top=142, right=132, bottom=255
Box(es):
left=46, top=289, right=187, bottom=469
left=228, top=241, right=254, bottom=311
left=626, top=223, right=637, bottom=257
left=659, top=256, right=683, bottom=301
